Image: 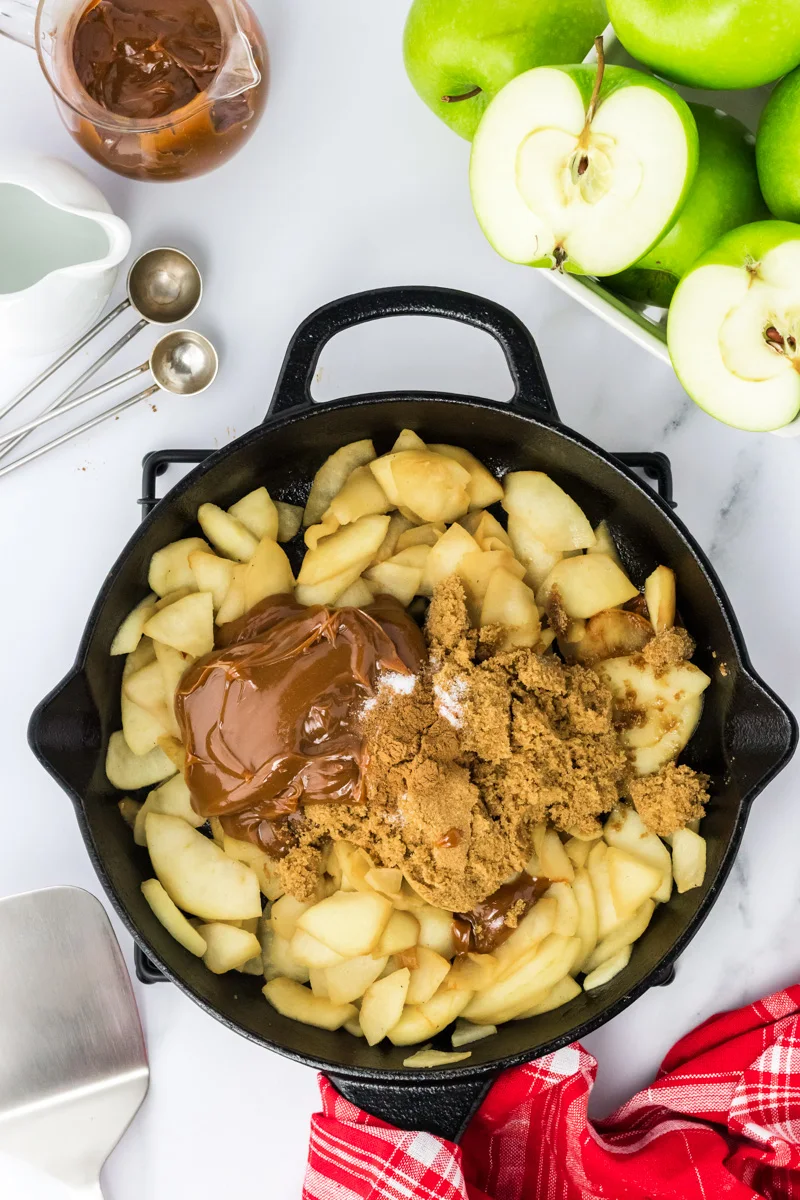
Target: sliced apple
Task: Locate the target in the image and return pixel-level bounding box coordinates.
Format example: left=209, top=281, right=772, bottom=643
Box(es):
left=134, top=772, right=203, bottom=846
left=228, top=487, right=279, bottom=542
left=263, top=977, right=356, bottom=1031
left=392, top=429, right=426, bottom=452
left=421, top=522, right=481, bottom=594
left=502, top=472, right=594, bottom=552
left=296, top=890, right=392, bottom=958
left=428, top=444, right=503, bottom=509
left=572, top=867, right=598, bottom=971
left=515, top=974, right=582, bottom=1018
left=143, top=592, right=214, bottom=658
left=290, top=929, right=345, bottom=969
left=326, top=465, right=390, bottom=526
left=360, top=968, right=411, bottom=1045
left=222, top=835, right=284, bottom=901
left=470, top=52, right=698, bottom=277
left=480, top=567, right=541, bottom=649
left=197, top=504, right=258, bottom=561
left=198, top=922, right=261, bottom=974
left=668, top=222, right=800, bottom=432
left=145, top=812, right=261, bottom=922
left=261, top=925, right=310, bottom=984
left=275, top=501, right=303, bottom=542
left=271, top=893, right=314, bottom=940
left=296, top=514, right=391, bottom=587
left=415, top=905, right=457, bottom=959
left=304, top=439, right=377, bottom=527
left=374, top=910, right=419, bottom=957
left=388, top=984, right=472, bottom=1046
left=605, top=847, right=662, bottom=917
left=506, top=515, right=563, bottom=589
left=598, top=655, right=711, bottom=709
left=603, top=805, right=672, bottom=903
left=110, top=593, right=158, bottom=655
left=582, top=900, right=655, bottom=975
left=571, top=609, right=652, bottom=665
left=586, top=841, right=621, bottom=941
left=325, top=954, right=389, bottom=1005
left=106, top=730, right=176, bottom=790
left=243, top=537, right=294, bottom=610
left=148, top=537, right=209, bottom=597
left=671, top=827, right=707, bottom=894
left=363, top=561, right=421, bottom=607
left=141, top=878, right=207, bottom=957
left=644, top=566, right=676, bottom=633
left=333, top=578, right=374, bottom=609
left=461, top=934, right=579, bottom=1025
left=538, top=554, right=638, bottom=619
left=588, top=520, right=623, bottom=570
left=583, top=945, right=631, bottom=991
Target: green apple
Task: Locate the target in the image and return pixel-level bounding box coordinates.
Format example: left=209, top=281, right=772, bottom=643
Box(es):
left=608, top=105, right=767, bottom=308
left=402, top=0, right=608, bottom=141
left=757, top=66, right=800, bottom=221
left=469, top=46, right=698, bottom=277
left=668, top=222, right=800, bottom=432
left=607, top=0, right=800, bottom=90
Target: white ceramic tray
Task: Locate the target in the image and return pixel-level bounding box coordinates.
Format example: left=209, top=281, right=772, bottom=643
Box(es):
left=543, top=28, right=800, bottom=437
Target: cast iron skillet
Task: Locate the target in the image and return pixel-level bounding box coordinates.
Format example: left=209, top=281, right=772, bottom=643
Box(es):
left=30, top=287, right=797, bottom=1141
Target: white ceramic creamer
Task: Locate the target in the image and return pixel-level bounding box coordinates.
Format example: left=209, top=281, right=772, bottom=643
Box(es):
left=0, top=156, right=130, bottom=357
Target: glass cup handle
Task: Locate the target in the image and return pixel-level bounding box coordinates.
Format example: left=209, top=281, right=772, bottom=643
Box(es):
left=0, top=0, right=38, bottom=47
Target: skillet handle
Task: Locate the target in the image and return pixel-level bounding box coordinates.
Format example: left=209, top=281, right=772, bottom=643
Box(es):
left=267, top=287, right=559, bottom=421
left=326, top=1071, right=495, bottom=1144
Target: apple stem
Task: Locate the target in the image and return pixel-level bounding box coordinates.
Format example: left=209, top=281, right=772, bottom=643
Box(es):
left=585, top=36, right=606, bottom=127
left=441, top=86, right=482, bottom=104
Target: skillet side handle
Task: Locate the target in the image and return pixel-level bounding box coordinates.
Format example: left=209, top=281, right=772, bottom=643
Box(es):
left=726, top=670, right=798, bottom=797
left=326, top=1071, right=495, bottom=1144
left=28, top=668, right=101, bottom=798
left=266, top=286, right=559, bottom=422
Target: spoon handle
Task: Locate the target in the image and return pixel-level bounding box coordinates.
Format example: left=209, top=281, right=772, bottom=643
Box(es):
left=0, top=298, right=131, bottom=424
left=0, top=362, right=149, bottom=446
left=0, top=317, right=147, bottom=464
left=0, top=384, right=160, bottom=480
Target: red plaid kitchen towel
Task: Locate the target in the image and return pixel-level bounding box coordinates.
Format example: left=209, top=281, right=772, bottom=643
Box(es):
left=304, top=985, right=800, bottom=1200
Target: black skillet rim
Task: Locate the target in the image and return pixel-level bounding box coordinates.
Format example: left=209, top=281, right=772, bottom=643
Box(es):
left=29, top=386, right=798, bottom=1086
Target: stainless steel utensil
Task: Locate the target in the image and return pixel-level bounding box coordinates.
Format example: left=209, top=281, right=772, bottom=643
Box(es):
left=0, top=887, right=149, bottom=1198
left=0, top=330, right=219, bottom=479
left=0, top=247, right=203, bottom=462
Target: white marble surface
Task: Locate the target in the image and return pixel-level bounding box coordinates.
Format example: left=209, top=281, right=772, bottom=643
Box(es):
left=1, top=2, right=799, bottom=1197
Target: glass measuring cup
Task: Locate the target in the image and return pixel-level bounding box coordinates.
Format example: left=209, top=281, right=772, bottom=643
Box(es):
left=0, top=0, right=267, bottom=181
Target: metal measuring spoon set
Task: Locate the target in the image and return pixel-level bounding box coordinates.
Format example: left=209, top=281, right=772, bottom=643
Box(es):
left=0, top=247, right=218, bottom=477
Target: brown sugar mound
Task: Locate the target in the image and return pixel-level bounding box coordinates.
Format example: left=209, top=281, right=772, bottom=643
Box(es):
left=628, top=763, right=709, bottom=836
left=281, top=579, right=709, bottom=909
left=641, top=627, right=696, bottom=672
left=297, top=578, right=629, bottom=909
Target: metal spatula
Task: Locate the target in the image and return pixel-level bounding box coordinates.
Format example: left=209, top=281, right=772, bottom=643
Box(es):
left=0, top=887, right=149, bottom=1198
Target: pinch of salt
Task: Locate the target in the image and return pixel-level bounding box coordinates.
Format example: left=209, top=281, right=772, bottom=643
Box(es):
left=377, top=669, right=417, bottom=695
left=433, top=676, right=468, bottom=728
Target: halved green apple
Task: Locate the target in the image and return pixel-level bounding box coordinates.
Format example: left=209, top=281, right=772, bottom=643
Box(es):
left=469, top=47, right=698, bottom=277
left=667, top=222, right=800, bottom=432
